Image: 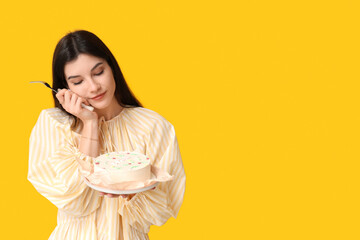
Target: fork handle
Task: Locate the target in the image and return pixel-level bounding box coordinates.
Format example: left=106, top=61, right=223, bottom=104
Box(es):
left=81, top=104, right=94, bottom=111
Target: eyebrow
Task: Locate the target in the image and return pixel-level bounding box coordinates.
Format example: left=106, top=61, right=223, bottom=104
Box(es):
left=67, top=62, right=104, bottom=80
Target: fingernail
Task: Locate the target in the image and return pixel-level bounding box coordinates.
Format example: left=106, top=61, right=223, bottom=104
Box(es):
left=57, top=89, right=60, bottom=92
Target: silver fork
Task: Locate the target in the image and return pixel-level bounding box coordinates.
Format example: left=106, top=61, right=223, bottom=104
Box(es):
left=30, top=81, right=94, bottom=111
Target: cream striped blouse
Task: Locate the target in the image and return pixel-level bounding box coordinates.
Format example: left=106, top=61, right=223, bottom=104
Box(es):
left=28, top=107, right=186, bottom=240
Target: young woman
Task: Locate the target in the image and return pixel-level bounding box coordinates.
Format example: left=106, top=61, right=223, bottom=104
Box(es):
left=28, top=30, right=185, bottom=240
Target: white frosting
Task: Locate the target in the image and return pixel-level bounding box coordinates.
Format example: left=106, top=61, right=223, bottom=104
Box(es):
left=93, top=151, right=151, bottom=183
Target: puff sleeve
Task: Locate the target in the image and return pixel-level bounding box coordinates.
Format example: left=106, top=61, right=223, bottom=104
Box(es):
left=118, top=116, right=186, bottom=234
left=28, top=109, right=100, bottom=217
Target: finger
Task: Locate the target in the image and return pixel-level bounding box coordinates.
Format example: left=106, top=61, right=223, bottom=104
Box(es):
left=56, top=88, right=66, bottom=94
left=64, top=90, right=71, bottom=107
left=75, top=96, right=83, bottom=112
left=77, top=96, right=90, bottom=111
left=57, top=89, right=68, bottom=96
left=56, top=93, right=64, bottom=105
left=70, top=94, right=81, bottom=114
left=83, top=99, right=92, bottom=107
left=70, top=93, right=78, bottom=108
left=56, top=89, right=67, bottom=104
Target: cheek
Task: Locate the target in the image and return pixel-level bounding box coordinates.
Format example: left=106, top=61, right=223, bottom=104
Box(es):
left=110, top=78, right=116, bottom=89
left=69, top=85, right=88, bottom=97
left=104, top=74, right=116, bottom=90
left=110, top=80, right=116, bottom=93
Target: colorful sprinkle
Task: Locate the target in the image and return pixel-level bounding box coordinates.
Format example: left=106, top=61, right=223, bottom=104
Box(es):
left=94, top=151, right=150, bottom=171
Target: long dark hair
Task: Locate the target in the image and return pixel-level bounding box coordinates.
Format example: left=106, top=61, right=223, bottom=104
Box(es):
left=52, top=30, right=142, bottom=129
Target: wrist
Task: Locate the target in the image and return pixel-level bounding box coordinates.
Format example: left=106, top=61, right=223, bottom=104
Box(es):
left=81, top=119, right=99, bottom=138
left=82, top=119, right=98, bottom=127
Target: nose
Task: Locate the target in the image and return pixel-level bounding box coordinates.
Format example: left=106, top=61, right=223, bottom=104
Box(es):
left=88, top=77, right=101, bottom=93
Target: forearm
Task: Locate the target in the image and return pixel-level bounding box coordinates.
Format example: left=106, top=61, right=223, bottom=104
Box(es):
left=80, top=120, right=100, bottom=157
left=119, top=187, right=175, bottom=233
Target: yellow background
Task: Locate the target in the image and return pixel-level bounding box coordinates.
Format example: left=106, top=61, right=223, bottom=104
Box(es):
left=0, top=0, right=359, bottom=239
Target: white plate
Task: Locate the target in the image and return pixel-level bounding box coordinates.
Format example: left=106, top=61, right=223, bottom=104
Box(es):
left=84, top=180, right=159, bottom=194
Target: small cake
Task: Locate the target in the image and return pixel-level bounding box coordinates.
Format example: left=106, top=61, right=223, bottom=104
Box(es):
left=93, top=151, right=151, bottom=183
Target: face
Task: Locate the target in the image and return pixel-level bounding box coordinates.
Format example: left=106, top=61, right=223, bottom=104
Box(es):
left=64, top=53, right=119, bottom=113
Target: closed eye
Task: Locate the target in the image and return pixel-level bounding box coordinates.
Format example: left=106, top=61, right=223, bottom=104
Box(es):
left=95, top=70, right=104, bottom=76
left=73, top=80, right=83, bottom=85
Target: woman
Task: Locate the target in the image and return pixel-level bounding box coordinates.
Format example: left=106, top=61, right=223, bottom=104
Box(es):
left=28, top=30, right=186, bottom=240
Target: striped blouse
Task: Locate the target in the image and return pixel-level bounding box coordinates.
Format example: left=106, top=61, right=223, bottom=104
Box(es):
left=28, top=107, right=186, bottom=240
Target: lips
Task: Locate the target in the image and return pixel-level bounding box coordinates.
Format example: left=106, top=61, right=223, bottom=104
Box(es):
left=91, top=92, right=106, bottom=100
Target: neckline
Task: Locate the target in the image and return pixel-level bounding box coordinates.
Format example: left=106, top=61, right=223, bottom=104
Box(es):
left=99, top=106, right=128, bottom=123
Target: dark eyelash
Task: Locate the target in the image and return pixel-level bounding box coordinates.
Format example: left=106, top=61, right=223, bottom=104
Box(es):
left=73, top=70, right=103, bottom=85
left=95, top=70, right=104, bottom=76
left=74, top=80, right=83, bottom=85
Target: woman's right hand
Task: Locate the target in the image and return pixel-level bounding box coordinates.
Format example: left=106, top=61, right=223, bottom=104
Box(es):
left=56, top=89, right=98, bottom=123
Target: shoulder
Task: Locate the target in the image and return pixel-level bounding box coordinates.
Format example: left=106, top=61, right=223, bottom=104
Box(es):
left=30, top=108, right=72, bottom=140
left=125, top=107, right=174, bottom=133
left=37, top=108, right=72, bottom=127
left=126, top=107, right=172, bottom=125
